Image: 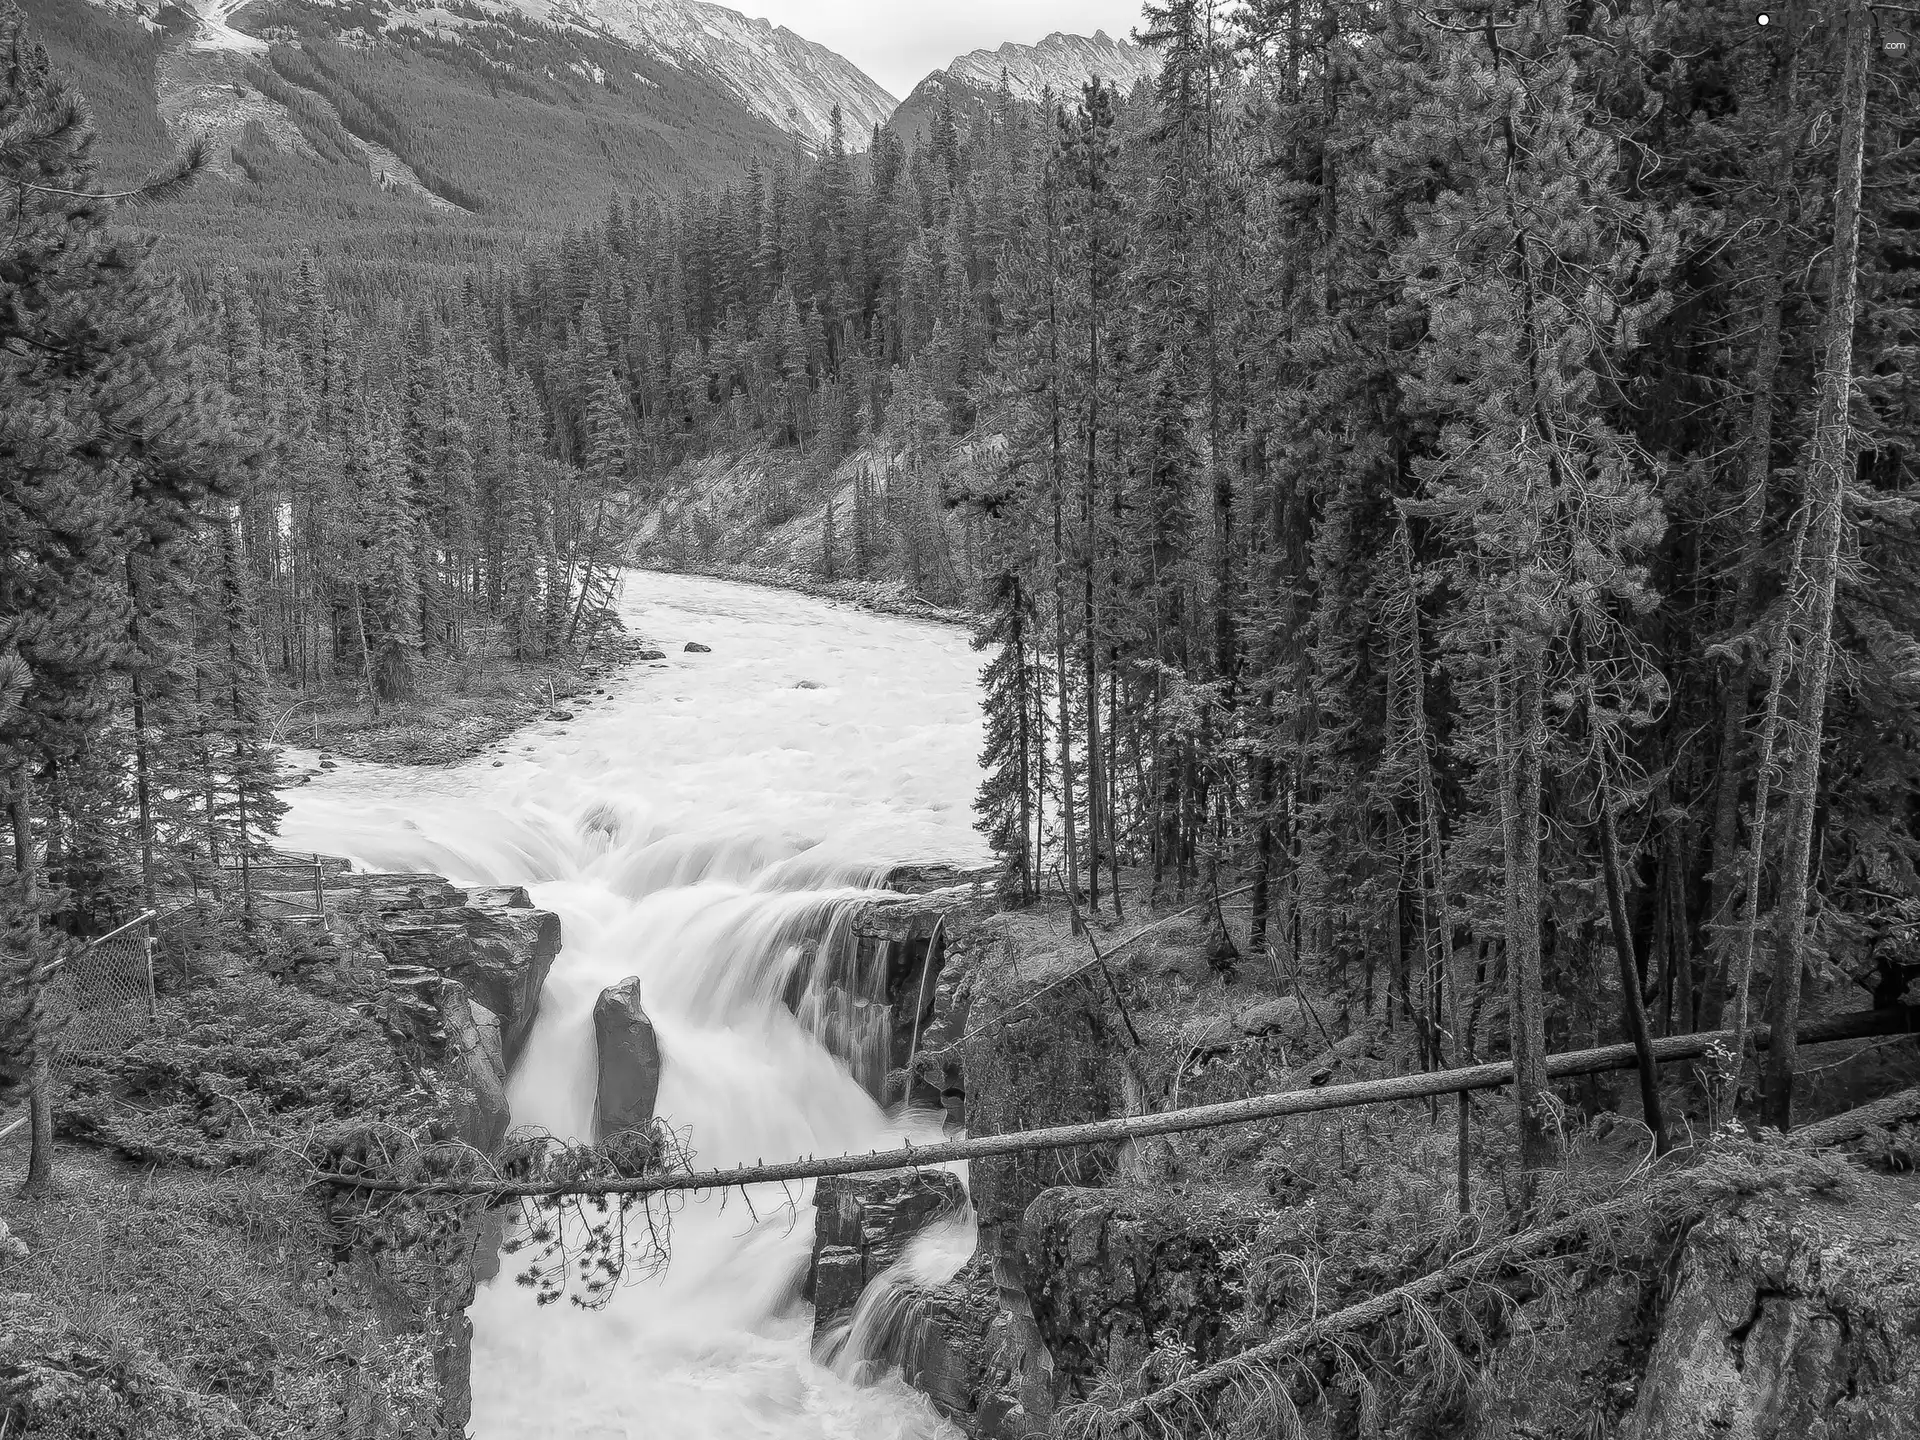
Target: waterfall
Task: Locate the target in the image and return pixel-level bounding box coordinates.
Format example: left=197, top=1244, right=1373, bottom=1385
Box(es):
left=819, top=1207, right=980, bottom=1385
left=281, top=572, right=984, bottom=1440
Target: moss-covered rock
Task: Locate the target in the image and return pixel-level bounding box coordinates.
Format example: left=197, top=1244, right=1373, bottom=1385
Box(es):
left=1625, top=1172, right=1920, bottom=1440
left=1018, top=1187, right=1261, bottom=1398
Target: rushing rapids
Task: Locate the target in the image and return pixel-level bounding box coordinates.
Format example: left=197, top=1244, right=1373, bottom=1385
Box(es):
left=280, top=572, right=986, bottom=1439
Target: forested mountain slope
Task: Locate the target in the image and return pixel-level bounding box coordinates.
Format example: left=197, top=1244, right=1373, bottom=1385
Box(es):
left=26, top=0, right=883, bottom=290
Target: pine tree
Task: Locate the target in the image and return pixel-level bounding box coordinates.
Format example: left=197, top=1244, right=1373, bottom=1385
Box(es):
left=975, top=571, right=1039, bottom=903
left=1395, top=2, right=1676, bottom=1175
left=361, top=399, right=423, bottom=703
left=820, top=492, right=839, bottom=582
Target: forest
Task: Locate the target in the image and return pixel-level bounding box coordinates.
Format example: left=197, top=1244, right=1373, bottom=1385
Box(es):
left=3, top=0, right=1920, bottom=1433
left=346, top=0, right=1914, bottom=1155
left=2, top=0, right=1918, bottom=1241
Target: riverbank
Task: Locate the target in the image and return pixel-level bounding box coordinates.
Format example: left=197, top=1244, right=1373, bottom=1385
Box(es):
left=273, top=627, right=655, bottom=770
left=272, top=562, right=971, bottom=778
left=642, top=557, right=974, bottom=627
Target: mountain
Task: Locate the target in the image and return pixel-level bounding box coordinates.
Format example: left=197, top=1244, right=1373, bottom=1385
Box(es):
left=21, top=0, right=887, bottom=287
left=888, top=30, right=1159, bottom=144
left=516, top=0, right=897, bottom=147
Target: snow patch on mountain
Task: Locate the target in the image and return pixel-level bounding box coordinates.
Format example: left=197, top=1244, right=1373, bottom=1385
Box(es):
left=186, top=0, right=268, bottom=53
left=940, top=30, right=1158, bottom=103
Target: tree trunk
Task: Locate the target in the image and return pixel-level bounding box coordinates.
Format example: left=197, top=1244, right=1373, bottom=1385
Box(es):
left=1576, top=619, right=1670, bottom=1153
left=1083, top=131, right=1106, bottom=916
left=1497, top=641, right=1558, bottom=1175
left=125, top=556, right=158, bottom=913
left=1706, top=13, right=1804, bottom=1019
left=12, top=778, right=53, bottom=1196
left=1599, top=796, right=1670, bottom=1154
left=353, top=581, right=380, bottom=718
left=1761, top=0, right=1871, bottom=1131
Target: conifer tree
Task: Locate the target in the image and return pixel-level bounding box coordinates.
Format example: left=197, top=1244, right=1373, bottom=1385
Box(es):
left=0, top=4, right=223, bottom=1191
left=975, top=571, right=1040, bottom=903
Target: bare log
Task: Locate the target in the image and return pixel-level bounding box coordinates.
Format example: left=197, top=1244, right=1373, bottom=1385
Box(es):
left=313, top=1009, right=1917, bottom=1200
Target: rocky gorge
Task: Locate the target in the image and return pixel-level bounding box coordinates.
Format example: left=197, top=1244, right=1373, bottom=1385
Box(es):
left=793, top=898, right=1920, bottom=1440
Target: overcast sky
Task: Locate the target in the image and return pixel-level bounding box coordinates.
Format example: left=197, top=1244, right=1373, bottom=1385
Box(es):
left=740, top=1, right=1148, bottom=99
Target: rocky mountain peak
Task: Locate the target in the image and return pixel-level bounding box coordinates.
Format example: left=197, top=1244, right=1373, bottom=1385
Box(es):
left=939, top=28, right=1159, bottom=103
left=503, top=0, right=896, bottom=146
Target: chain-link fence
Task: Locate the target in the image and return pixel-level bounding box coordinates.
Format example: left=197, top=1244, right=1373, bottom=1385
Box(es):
left=43, top=911, right=162, bottom=1056
left=43, top=859, right=335, bottom=1061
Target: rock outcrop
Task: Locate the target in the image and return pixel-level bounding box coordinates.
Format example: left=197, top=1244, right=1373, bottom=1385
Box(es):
left=962, top=968, right=1121, bottom=1250
left=1018, top=1188, right=1259, bottom=1399
left=375, top=890, right=561, bottom=1065
left=441, top=982, right=511, bottom=1153
left=593, top=978, right=663, bottom=1142
left=807, top=1168, right=967, bottom=1343
left=1624, top=1173, right=1920, bottom=1440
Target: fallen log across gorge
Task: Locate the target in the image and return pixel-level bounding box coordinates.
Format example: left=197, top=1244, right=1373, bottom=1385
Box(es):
left=311, top=1007, right=1918, bottom=1200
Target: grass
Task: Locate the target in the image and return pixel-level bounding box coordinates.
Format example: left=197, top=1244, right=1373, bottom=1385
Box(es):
left=1, top=1145, right=447, bottom=1439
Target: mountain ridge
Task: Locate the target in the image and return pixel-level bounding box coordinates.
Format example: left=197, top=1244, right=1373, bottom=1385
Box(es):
left=493, top=0, right=896, bottom=146
left=887, top=28, right=1158, bottom=144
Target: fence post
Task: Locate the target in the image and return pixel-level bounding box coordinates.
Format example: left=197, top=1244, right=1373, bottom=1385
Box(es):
left=143, top=925, right=157, bottom=1019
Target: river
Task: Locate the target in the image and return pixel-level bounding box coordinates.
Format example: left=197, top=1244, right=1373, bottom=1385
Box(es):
left=280, top=571, right=988, bottom=1440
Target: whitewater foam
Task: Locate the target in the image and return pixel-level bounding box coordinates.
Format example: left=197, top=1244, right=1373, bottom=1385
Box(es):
left=281, top=571, right=986, bottom=1439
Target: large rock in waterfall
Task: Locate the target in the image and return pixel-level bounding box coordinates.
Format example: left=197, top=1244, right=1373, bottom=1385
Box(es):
left=807, top=1168, right=968, bottom=1343
left=593, top=978, right=663, bottom=1143
left=377, top=890, right=561, bottom=1066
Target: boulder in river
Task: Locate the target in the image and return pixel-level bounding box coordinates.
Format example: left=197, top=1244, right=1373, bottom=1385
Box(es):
left=684, top=642, right=712, bottom=654
left=593, top=977, right=662, bottom=1143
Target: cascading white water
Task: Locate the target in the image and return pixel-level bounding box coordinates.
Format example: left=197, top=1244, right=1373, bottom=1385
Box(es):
left=279, top=572, right=987, bottom=1439
left=821, top=1207, right=981, bottom=1387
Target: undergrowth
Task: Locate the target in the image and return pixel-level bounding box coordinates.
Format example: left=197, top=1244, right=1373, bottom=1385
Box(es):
left=2, top=926, right=474, bottom=1438
left=57, top=971, right=436, bottom=1170
left=1, top=1163, right=445, bottom=1439
left=1056, top=1122, right=1879, bottom=1440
